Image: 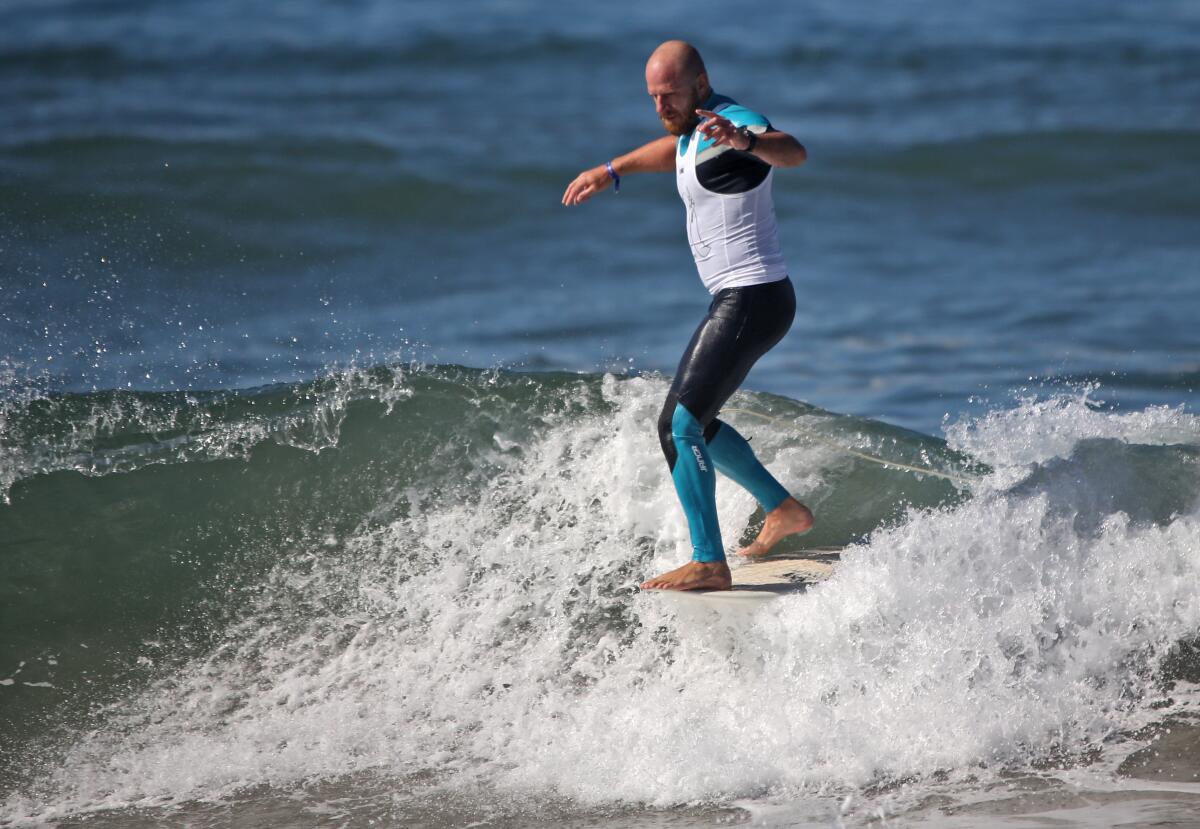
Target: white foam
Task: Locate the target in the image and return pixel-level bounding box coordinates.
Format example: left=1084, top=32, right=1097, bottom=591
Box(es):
left=946, top=387, right=1200, bottom=491
left=7, top=382, right=1200, bottom=822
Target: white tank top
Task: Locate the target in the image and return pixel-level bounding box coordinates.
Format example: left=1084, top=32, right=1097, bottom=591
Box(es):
left=675, top=94, right=789, bottom=294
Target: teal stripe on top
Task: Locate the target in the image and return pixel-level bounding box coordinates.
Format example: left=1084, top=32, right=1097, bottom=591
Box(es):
left=678, top=92, right=771, bottom=155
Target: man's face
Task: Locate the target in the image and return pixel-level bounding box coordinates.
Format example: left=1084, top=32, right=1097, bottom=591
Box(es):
left=646, top=69, right=705, bottom=136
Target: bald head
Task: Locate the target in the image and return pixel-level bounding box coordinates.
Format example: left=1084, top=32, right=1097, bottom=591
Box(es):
left=645, top=41, right=711, bottom=136
left=646, top=40, right=707, bottom=85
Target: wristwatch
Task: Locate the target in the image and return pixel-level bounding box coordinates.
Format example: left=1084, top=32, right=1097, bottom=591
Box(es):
left=739, top=127, right=758, bottom=153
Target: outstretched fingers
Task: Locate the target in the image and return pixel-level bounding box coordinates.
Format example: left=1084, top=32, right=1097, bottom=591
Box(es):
left=561, top=176, right=587, bottom=205
left=695, top=108, right=735, bottom=144
left=562, top=167, right=609, bottom=206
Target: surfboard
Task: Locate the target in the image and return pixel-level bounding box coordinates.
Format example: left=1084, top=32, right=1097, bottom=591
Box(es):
left=654, top=551, right=838, bottom=608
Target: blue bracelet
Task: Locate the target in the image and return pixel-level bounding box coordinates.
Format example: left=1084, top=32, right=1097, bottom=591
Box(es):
left=605, top=161, right=620, bottom=193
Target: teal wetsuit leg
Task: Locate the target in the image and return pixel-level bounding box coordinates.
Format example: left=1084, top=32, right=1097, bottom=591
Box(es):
left=670, top=403, right=723, bottom=562
left=707, top=421, right=791, bottom=513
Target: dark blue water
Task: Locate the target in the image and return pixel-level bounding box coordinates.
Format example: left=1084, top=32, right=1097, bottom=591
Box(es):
left=3, top=2, right=1200, bottom=826
left=3, top=0, right=1199, bottom=432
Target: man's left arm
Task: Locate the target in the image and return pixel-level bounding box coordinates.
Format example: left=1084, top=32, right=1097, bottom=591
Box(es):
left=695, top=108, right=807, bottom=168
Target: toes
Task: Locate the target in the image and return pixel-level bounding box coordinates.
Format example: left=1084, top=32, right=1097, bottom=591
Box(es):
left=738, top=542, right=767, bottom=558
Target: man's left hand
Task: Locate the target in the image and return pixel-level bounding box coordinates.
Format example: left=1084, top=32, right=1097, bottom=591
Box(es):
left=696, top=109, right=753, bottom=151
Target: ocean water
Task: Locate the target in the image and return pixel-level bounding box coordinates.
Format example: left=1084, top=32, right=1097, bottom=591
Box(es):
left=2, top=0, right=1199, bottom=826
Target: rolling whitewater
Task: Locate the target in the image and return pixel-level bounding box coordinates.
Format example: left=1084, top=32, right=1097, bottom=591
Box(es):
left=2, top=365, right=1199, bottom=825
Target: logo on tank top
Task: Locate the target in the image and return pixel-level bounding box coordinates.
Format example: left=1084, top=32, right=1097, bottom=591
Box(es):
left=691, top=445, right=708, bottom=472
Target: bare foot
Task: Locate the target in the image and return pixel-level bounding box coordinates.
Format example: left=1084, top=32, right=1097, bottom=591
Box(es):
left=737, top=497, right=814, bottom=559
left=640, top=560, right=732, bottom=591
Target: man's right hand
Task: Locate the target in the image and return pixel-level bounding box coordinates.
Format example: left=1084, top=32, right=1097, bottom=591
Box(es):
left=561, top=165, right=613, bottom=206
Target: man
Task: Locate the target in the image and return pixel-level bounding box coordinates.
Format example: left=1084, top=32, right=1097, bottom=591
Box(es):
left=562, top=40, right=814, bottom=591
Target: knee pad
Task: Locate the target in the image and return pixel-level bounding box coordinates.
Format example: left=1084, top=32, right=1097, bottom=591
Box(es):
left=671, top=401, right=706, bottom=452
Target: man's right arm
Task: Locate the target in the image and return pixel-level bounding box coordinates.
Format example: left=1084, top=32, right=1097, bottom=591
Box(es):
left=561, top=135, right=676, bottom=206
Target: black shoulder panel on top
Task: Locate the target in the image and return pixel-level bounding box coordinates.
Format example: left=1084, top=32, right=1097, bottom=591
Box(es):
left=695, top=148, right=772, bottom=194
